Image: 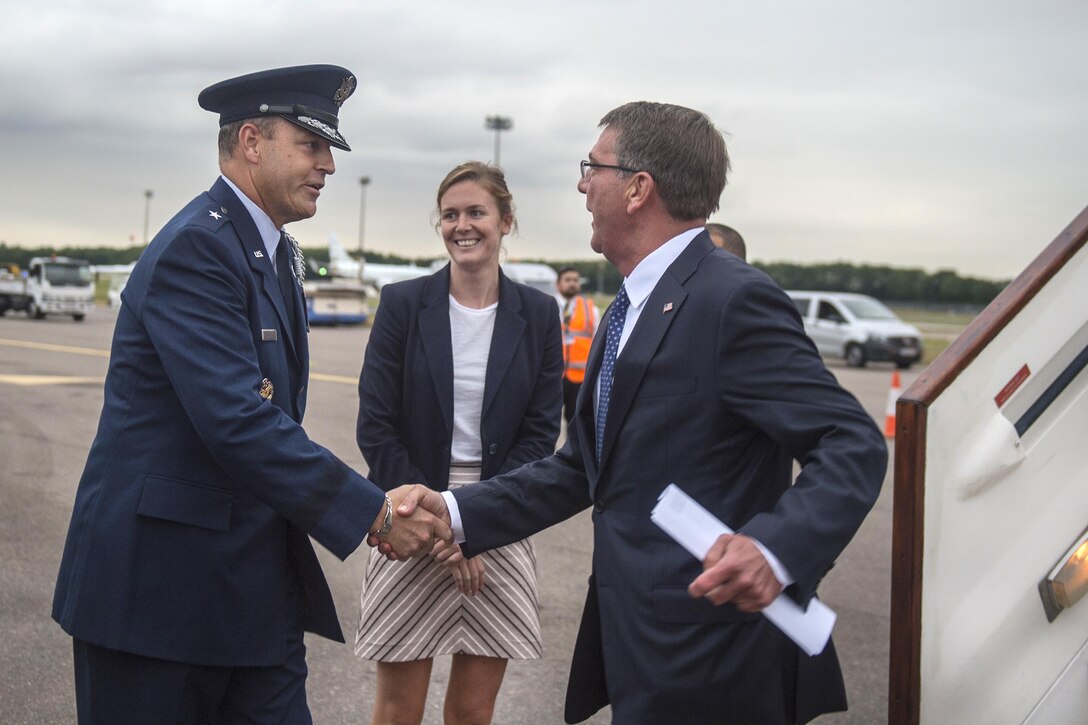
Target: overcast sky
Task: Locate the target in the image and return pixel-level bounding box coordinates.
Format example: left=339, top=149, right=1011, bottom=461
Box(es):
left=3, top=0, right=1086, bottom=280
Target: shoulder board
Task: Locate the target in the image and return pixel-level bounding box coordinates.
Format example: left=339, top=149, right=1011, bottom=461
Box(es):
left=191, top=202, right=233, bottom=231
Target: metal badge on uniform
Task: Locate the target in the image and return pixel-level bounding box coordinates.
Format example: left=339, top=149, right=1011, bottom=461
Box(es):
left=259, top=378, right=274, bottom=400
left=261, top=329, right=278, bottom=341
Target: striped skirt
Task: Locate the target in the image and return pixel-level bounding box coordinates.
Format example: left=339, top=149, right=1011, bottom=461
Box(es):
left=354, top=464, right=542, bottom=662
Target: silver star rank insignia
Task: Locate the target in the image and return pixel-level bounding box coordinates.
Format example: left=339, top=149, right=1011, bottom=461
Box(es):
left=209, top=210, right=221, bottom=220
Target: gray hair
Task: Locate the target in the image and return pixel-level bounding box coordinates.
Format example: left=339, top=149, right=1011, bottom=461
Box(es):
left=600, top=102, right=729, bottom=221
left=217, top=117, right=278, bottom=161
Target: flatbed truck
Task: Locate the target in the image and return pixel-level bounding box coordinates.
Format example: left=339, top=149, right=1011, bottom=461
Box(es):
left=0, top=256, right=95, bottom=321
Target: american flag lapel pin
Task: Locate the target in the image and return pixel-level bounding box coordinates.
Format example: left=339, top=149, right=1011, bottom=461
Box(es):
left=662, top=302, right=674, bottom=314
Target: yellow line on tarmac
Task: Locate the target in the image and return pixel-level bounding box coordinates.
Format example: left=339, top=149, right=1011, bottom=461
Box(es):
left=0, top=337, right=110, bottom=358
left=0, top=337, right=359, bottom=386
left=0, top=375, right=102, bottom=386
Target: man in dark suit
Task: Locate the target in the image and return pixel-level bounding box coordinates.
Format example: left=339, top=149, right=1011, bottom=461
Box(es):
left=393, top=101, right=887, bottom=723
left=52, top=65, right=450, bottom=724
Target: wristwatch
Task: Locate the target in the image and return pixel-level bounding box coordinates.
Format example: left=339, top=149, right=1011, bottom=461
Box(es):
left=374, top=494, right=393, bottom=537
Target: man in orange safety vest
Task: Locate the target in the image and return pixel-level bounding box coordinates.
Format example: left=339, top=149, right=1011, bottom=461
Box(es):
left=556, top=266, right=598, bottom=424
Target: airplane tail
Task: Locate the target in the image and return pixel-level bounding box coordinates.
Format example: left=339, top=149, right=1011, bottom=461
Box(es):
left=328, top=233, right=352, bottom=263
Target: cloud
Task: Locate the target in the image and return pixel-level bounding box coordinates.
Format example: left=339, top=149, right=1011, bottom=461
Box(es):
left=2, top=0, right=1086, bottom=279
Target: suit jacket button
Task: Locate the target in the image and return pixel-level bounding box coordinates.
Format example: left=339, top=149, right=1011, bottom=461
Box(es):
left=488, top=443, right=498, bottom=454
left=593, top=500, right=604, bottom=513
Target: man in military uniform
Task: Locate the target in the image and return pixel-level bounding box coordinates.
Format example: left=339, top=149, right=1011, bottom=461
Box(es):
left=52, top=65, right=450, bottom=724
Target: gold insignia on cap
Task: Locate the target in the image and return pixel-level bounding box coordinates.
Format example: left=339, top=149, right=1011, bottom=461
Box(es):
left=259, top=378, right=274, bottom=400
left=333, top=76, right=356, bottom=106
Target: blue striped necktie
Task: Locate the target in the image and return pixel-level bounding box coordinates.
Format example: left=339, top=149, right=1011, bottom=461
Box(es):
left=595, top=284, right=629, bottom=462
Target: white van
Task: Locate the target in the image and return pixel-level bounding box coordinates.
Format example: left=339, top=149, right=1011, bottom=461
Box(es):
left=786, top=291, right=923, bottom=369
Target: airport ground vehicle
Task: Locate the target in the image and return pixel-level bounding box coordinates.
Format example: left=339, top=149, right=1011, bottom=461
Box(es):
left=501, top=262, right=559, bottom=296
left=303, top=279, right=369, bottom=325
left=107, top=273, right=130, bottom=308
left=787, top=290, right=923, bottom=369
left=0, top=257, right=95, bottom=321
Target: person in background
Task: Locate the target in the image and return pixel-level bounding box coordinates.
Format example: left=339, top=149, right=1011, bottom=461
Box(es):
left=556, top=266, right=598, bottom=424
left=355, top=161, right=563, bottom=725
left=51, top=65, right=448, bottom=725
left=706, top=221, right=747, bottom=260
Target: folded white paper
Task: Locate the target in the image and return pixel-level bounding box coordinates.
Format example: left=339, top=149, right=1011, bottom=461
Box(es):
left=650, top=483, right=836, bottom=656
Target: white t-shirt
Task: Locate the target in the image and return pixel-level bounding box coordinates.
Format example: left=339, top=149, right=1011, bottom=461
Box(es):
left=448, top=295, right=498, bottom=462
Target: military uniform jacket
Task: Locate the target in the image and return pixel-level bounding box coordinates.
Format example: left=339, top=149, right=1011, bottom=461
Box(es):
left=52, top=177, right=383, bottom=667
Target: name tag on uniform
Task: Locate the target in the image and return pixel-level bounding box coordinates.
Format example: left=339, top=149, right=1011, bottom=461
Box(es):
left=261, top=329, right=278, bottom=341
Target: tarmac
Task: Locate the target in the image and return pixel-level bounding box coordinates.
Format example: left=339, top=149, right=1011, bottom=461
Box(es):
left=0, top=310, right=908, bottom=723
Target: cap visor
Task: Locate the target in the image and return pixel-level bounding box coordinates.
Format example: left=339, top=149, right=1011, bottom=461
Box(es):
left=282, top=115, right=351, bottom=151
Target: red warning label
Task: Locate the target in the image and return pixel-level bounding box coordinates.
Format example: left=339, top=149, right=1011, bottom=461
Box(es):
left=994, top=364, right=1031, bottom=408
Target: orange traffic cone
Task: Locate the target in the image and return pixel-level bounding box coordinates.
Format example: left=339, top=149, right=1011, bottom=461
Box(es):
left=884, top=370, right=901, bottom=438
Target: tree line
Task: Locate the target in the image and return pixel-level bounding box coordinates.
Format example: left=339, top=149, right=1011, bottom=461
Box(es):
left=518, top=258, right=1008, bottom=307
left=0, top=243, right=1008, bottom=307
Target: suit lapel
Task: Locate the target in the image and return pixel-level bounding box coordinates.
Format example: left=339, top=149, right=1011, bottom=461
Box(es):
left=278, top=242, right=309, bottom=383
left=209, top=180, right=301, bottom=360
left=418, top=267, right=454, bottom=437
left=597, top=278, right=687, bottom=467
left=482, top=271, right=525, bottom=416
left=596, top=233, right=712, bottom=469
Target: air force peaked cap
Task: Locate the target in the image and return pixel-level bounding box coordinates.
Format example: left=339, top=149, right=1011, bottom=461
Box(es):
left=198, top=64, right=356, bottom=151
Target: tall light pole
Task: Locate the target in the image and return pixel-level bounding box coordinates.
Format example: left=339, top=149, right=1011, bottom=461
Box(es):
left=358, top=176, right=371, bottom=256
left=485, top=115, right=513, bottom=167
left=143, top=190, right=153, bottom=244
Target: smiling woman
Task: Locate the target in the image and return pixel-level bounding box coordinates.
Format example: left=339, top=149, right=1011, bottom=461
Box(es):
left=354, top=161, right=563, bottom=725
left=437, top=162, right=516, bottom=287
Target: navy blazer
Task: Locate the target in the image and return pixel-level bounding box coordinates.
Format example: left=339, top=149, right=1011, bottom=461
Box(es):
left=357, top=264, right=563, bottom=491
left=453, top=232, right=888, bottom=723
left=52, top=178, right=384, bottom=667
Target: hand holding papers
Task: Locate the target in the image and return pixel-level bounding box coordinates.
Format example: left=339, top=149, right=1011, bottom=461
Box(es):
left=651, top=483, right=836, bottom=656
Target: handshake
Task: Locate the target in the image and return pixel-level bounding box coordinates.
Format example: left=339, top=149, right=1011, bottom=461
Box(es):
left=366, top=484, right=454, bottom=560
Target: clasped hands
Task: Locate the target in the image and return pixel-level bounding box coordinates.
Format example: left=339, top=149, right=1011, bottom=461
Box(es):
left=688, top=534, right=782, bottom=612
left=366, top=484, right=453, bottom=561
left=368, top=486, right=483, bottom=593
left=365, top=487, right=779, bottom=608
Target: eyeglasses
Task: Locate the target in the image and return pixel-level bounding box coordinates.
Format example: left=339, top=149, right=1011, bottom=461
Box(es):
left=580, top=160, right=639, bottom=180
